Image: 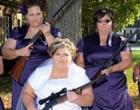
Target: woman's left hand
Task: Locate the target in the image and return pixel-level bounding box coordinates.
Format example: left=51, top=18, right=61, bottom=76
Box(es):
left=101, top=66, right=113, bottom=76
left=39, top=22, right=55, bottom=46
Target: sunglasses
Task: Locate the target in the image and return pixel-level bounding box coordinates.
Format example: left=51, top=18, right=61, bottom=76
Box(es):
left=97, top=19, right=111, bottom=23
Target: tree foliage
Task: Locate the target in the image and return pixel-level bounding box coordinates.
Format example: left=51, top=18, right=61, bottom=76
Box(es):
left=82, top=0, right=140, bottom=35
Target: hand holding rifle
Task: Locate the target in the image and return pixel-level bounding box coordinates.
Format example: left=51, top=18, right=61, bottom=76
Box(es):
left=67, top=91, right=81, bottom=102
left=39, top=88, right=83, bottom=110
left=101, top=66, right=114, bottom=76
left=15, top=43, right=33, bottom=57
left=9, top=43, right=33, bottom=81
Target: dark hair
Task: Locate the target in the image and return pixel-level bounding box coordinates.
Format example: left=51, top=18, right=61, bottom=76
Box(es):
left=19, top=0, right=47, bottom=15
left=93, top=8, right=115, bottom=29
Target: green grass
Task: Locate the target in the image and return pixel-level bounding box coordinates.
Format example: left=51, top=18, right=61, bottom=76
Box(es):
left=132, top=50, right=140, bottom=63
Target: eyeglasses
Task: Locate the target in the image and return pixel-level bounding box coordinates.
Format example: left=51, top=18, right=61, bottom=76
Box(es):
left=97, top=19, right=111, bottom=23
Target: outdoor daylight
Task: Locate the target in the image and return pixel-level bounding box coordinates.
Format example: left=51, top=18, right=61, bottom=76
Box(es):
left=0, top=0, right=140, bottom=110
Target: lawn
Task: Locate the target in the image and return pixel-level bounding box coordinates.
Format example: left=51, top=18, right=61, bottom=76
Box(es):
left=0, top=50, right=140, bottom=110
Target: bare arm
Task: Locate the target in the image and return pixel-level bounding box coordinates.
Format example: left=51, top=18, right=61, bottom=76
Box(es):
left=2, top=38, right=17, bottom=59
left=75, top=52, right=85, bottom=68
left=2, top=38, right=32, bottom=60
left=102, top=51, right=133, bottom=75
left=67, top=86, right=93, bottom=107
left=111, top=51, right=132, bottom=73
left=22, top=82, right=37, bottom=110
left=76, top=50, right=132, bottom=74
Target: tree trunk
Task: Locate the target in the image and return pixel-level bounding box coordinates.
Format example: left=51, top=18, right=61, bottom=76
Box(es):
left=47, top=0, right=82, bottom=44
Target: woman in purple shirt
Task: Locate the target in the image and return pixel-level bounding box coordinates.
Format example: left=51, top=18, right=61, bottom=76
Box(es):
left=2, top=0, right=61, bottom=109
left=76, top=8, right=134, bottom=110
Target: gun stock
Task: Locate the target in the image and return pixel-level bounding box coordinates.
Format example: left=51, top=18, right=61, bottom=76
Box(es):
left=9, top=56, right=29, bottom=81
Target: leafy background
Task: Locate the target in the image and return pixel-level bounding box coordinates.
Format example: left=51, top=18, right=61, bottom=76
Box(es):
left=82, top=0, right=140, bottom=35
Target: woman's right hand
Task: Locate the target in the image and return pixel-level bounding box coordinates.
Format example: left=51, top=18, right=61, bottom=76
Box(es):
left=39, top=22, right=51, bottom=37
left=16, top=43, right=33, bottom=57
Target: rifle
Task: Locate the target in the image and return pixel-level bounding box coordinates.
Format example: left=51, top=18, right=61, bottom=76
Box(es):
left=9, top=0, right=74, bottom=82
left=39, top=29, right=140, bottom=110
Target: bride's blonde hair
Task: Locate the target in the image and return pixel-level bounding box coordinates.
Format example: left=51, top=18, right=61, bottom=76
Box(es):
left=48, top=38, right=77, bottom=59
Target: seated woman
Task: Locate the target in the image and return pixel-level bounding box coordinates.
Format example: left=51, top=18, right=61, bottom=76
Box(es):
left=22, top=38, right=93, bottom=110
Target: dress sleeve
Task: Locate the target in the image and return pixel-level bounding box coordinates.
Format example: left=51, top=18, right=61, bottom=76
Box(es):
left=70, top=63, right=90, bottom=88
left=112, top=34, right=131, bottom=52
left=28, top=67, right=48, bottom=91
left=75, top=69, right=90, bottom=89
left=51, top=27, right=62, bottom=38
left=77, top=68, right=90, bottom=86
left=9, top=27, right=20, bottom=40
left=28, top=68, right=40, bottom=90
left=28, top=64, right=52, bottom=92
left=9, top=25, right=27, bottom=40
left=120, top=37, right=131, bottom=52
left=9, top=25, right=28, bottom=40
left=77, top=38, right=84, bottom=52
